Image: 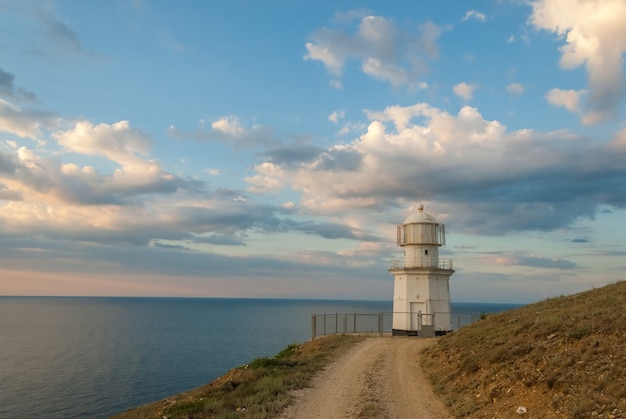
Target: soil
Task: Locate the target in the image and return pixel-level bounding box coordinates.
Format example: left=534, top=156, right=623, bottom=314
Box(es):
left=278, top=336, right=451, bottom=419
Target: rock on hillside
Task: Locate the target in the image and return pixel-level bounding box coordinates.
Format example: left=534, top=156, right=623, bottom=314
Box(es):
left=422, top=281, right=626, bottom=419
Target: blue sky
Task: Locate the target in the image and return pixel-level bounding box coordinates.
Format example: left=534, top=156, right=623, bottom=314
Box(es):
left=1, top=0, right=625, bottom=303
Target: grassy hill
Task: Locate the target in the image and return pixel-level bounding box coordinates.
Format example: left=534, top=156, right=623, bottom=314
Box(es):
left=422, top=281, right=626, bottom=418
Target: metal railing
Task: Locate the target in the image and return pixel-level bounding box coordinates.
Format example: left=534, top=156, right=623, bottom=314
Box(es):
left=389, top=258, right=454, bottom=270
left=310, top=311, right=481, bottom=339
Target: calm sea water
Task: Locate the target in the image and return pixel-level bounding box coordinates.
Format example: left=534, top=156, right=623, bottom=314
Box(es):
left=0, top=297, right=519, bottom=418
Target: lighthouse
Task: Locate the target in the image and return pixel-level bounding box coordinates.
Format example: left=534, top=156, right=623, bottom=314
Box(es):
left=389, top=204, right=454, bottom=336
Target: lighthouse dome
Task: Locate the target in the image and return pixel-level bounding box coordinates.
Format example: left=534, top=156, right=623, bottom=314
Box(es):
left=403, top=204, right=438, bottom=224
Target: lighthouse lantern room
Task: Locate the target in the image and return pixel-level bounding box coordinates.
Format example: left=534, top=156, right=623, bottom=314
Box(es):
left=389, top=204, right=454, bottom=336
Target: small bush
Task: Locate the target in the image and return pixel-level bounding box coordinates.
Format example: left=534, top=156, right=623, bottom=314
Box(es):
left=567, top=326, right=592, bottom=340
left=275, top=343, right=300, bottom=359
left=461, top=355, right=480, bottom=373
left=248, top=356, right=278, bottom=369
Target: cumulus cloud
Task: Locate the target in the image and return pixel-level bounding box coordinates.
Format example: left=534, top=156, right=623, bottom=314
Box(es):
left=453, top=82, right=477, bottom=101
left=506, top=82, right=524, bottom=94
left=54, top=121, right=152, bottom=163
left=304, top=14, right=441, bottom=89
left=545, top=88, right=586, bottom=113
left=245, top=162, right=288, bottom=194
left=244, top=102, right=626, bottom=234
left=328, top=110, right=346, bottom=123
left=530, top=0, right=626, bottom=123
left=0, top=118, right=202, bottom=222
left=168, top=116, right=277, bottom=148
left=461, top=10, right=486, bottom=22
left=0, top=99, right=60, bottom=139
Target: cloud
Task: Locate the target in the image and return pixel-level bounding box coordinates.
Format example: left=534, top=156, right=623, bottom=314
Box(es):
left=1, top=2, right=97, bottom=61
left=262, top=145, right=326, bottom=166
left=38, top=12, right=82, bottom=53
left=168, top=116, right=278, bottom=148
left=0, top=152, right=18, bottom=174
left=328, top=110, right=346, bottom=123
left=304, top=14, right=442, bottom=89
left=329, top=79, right=343, bottom=89
left=281, top=219, right=380, bottom=241
left=0, top=99, right=60, bottom=139
left=461, top=10, right=486, bottom=22
left=453, top=82, right=477, bottom=101
left=481, top=252, right=577, bottom=269
left=54, top=120, right=152, bottom=163
left=0, top=68, right=37, bottom=102
left=245, top=162, right=288, bottom=194
left=244, top=102, right=626, bottom=234
left=545, top=88, right=586, bottom=113
left=530, top=0, right=626, bottom=123
left=0, top=119, right=200, bottom=209
left=506, top=82, right=524, bottom=94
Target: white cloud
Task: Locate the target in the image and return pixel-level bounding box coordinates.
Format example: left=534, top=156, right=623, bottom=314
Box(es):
left=304, top=15, right=441, bottom=89
left=249, top=103, right=514, bottom=217
left=507, top=82, right=524, bottom=94
left=545, top=88, right=586, bottom=112
left=507, top=35, right=515, bottom=43
left=0, top=99, right=59, bottom=140
left=362, top=58, right=409, bottom=87
left=329, top=79, right=343, bottom=89
left=304, top=42, right=345, bottom=75
left=245, top=162, right=287, bottom=193
left=169, top=117, right=277, bottom=148
left=453, top=82, right=477, bottom=101
left=328, top=110, right=346, bottom=124
left=244, top=101, right=625, bottom=237
left=530, top=0, right=626, bottom=123
left=53, top=120, right=152, bottom=164
left=211, top=117, right=246, bottom=137
left=461, top=10, right=486, bottom=22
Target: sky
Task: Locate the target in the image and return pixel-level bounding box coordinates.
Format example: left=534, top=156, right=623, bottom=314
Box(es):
left=1, top=0, right=625, bottom=303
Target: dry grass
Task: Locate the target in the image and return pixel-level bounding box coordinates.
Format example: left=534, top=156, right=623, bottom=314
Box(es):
left=422, top=280, right=626, bottom=419
left=112, top=334, right=364, bottom=419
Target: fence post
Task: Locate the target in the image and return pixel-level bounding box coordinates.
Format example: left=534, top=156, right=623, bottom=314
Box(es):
left=323, top=313, right=326, bottom=336
left=311, top=314, right=316, bottom=340
left=378, top=312, right=383, bottom=336
left=354, top=312, right=357, bottom=333
left=335, top=312, right=338, bottom=334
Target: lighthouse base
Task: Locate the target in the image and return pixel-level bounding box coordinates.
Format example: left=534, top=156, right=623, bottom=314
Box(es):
left=392, top=327, right=452, bottom=337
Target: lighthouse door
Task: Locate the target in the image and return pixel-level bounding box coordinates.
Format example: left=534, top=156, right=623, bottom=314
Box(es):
left=410, top=302, right=426, bottom=330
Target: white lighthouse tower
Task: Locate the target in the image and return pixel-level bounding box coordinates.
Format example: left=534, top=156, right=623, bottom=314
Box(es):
left=389, top=204, right=454, bottom=336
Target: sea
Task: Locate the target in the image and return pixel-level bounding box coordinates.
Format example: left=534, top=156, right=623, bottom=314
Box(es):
left=0, top=297, right=521, bottom=418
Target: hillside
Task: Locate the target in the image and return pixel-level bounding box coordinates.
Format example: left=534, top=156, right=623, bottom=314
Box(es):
left=422, top=281, right=626, bottom=418
left=111, top=335, right=365, bottom=419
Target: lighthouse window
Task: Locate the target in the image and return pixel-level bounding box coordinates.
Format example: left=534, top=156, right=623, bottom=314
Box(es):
left=425, top=250, right=428, bottom=255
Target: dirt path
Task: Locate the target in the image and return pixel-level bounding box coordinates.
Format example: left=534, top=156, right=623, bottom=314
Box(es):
left=278, top=337, right=451, bottom=419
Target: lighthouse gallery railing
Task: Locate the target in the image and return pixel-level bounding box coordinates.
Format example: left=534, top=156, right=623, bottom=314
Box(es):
left=389, top=258, right=453, bottom=270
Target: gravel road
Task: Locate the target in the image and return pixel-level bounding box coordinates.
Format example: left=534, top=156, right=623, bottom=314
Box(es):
left=278, top=336, right=451, bottom=419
